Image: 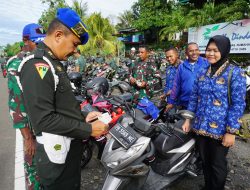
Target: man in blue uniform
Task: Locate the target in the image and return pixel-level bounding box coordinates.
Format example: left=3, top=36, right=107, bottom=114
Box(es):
left=161, top=47, right=182, bottom=105
left=166, top=43, right=209, bottom=111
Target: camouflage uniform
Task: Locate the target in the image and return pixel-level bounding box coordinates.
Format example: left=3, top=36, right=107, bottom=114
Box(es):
left=75, top=55, right=86, bottom=73
left=7, top=52, right=41, bottom=190
left=108, top=57, right=118, bottom=71
left=130, top=58, right=160, bottom=100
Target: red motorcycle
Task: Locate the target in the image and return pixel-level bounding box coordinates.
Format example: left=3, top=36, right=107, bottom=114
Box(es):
left=79, top=77, right=127, bottom=168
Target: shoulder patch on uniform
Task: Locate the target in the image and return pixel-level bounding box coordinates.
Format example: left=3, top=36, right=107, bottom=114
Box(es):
left=35, top=63, right=50, bottom=79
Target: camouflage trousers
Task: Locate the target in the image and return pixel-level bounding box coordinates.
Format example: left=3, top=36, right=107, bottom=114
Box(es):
left=24, top=153, right=41, bottom=190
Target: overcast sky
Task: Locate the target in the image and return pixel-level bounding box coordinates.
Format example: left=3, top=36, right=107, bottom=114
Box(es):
left=0, top=0, right=137, bottom=46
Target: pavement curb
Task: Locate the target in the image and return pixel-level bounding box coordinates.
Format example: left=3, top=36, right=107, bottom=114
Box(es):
left=15, top=130, right=25, bottom=190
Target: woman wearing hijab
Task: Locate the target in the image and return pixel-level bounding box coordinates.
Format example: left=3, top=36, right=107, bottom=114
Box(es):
left=182, top=35, right=246, bottom=190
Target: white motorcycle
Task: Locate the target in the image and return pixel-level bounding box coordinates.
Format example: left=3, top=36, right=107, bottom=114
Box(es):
left=101, top=97, right=199, bottom=190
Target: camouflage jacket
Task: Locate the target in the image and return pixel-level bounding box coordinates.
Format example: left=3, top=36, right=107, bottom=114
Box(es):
left=130, top=58, right=160, bottom=99
left=7, top=52, right=29, bottom=129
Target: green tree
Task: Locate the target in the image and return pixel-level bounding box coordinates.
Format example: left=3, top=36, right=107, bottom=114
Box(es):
left=81, top=13, right=119, bottom=55
left=132, top=0, right=177, bottom=30
left=71, top=0, right=88, bottom=19
left=159, top=6, right=189, bottom=41
left=186, top=2, right=222, bottom=27
left=219, top=0, right=250, bottom=22
left=116, top=10, right=134, bottom=30
left=186, top=0, right=250, bottom=27
left=186, top=0, right=230, bottom=8
left=4, top=42, right=21, bottom=57
left=39, top=0, right=68, bottom=31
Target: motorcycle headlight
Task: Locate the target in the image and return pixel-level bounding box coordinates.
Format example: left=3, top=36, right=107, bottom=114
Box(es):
left=107, top=161, right=119, bottom=168
left=105, top=143, right=144, bottom=169
left=102, top=137, right=151, bottom=170
left=112, top=164, right=149, bottom=177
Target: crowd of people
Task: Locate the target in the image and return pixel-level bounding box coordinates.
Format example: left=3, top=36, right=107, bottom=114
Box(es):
left=1, top=6, right=247, bottom=190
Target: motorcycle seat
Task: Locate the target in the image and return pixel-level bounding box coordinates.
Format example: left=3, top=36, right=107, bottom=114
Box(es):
left=117, top=93, right=132, bottom=102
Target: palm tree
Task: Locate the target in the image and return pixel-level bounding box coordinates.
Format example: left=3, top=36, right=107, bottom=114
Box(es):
left=39, top=0, right=68, bottom=30
left=71, top=0, right=88, bottom=20
left=81, top=13, right=119, bottom=55
left=187, top=0, right=249, bottom=26
left=116, top=10, right=134, bottom=30
left=186, top=2, right=222, bottom=27
left=218, top=0, right=250, bottom=22
left=159, top=7, right=189, bottom=41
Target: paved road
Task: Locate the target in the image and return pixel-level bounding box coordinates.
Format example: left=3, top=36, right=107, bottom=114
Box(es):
left=0, top=74, right=15, bottom=190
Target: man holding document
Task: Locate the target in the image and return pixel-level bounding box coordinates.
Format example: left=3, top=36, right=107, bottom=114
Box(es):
left=20, top=8, right=108, bottom=190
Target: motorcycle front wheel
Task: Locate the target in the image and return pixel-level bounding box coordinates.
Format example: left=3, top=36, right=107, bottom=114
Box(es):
left=81, top=143, right=93, bottom=169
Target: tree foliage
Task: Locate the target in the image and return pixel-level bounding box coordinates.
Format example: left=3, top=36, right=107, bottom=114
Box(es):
left=39, top=0, right=68, bottom=31
left=186, top=2, right=221, bottom=27
left=131, top=0, right=250, bottom=42
left=132, top=0, right=177, bottom=30
left=219, top=0, right=250, bottom=22
left=71, top=0, right=88, bottom=20
left=116, top=10, right=134, bottom=30
left=80, top=12, right=119, bottom=55
left=4, top=42, right=21, bottom=57
left=38, top=1, right=120, bottom=55
left=5, top=0, right=250, bottom=53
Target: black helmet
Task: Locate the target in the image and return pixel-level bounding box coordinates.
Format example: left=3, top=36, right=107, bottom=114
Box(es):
left=68, top=72, right=82, bottom=88
left=86, top=77, right=109, bottom=95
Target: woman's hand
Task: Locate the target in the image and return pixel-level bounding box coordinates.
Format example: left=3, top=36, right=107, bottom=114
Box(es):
left=222, top=133, right=235, bottom=147
left=182, top=119, right=191, bottom=133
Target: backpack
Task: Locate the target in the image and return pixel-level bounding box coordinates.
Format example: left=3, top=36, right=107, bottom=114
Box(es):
left=136, top=97, right=160, bottom=119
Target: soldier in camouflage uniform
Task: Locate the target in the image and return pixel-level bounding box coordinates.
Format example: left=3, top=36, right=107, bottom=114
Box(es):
left=129, top=45, right=160, bottom=101
left=107, top=54, right=118, bottom=71
left=128, top=47, right=137, bottom=70
left=7, top=23, right=46, bottom=190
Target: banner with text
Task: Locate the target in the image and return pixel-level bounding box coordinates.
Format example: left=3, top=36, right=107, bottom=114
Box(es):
left=188, top=19, right=250, bottom=54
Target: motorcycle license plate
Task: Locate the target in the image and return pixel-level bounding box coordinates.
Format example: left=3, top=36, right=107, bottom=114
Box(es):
left=109, top=123, right=138, bottom=149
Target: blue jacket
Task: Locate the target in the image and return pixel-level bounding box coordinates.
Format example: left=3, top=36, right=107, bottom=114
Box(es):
left=168, top=56, right=209, bottom=107
left=188, top=63, right=246, bottom=139
left=164, top=65, right=178, bottom=94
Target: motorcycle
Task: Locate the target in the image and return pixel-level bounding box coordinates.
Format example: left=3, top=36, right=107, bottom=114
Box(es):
left=1, top=61, right=7, bottom=78
left=79, top=94, right=133, bottom=169
left=101, top=97, right=200, bottom=190
left=69, top=74, right=132, bottom=168
left=2, top=68, right=7, bottom=78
